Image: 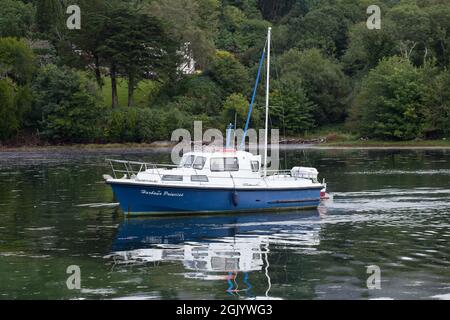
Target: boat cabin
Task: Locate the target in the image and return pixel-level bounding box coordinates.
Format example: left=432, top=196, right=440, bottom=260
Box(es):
left=178, top=150, right=262, bottom=175
left=134, top=150, right=264, bottom=186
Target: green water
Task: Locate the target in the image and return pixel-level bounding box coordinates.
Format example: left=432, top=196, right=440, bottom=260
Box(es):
left=0, top=147, right=449, bottom=300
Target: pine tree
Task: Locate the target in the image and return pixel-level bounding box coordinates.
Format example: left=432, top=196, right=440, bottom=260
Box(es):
left=36, top=0, right=63, bottom=35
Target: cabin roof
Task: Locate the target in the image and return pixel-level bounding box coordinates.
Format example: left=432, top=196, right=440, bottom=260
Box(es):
left=183, top=150, right=261, bottom=159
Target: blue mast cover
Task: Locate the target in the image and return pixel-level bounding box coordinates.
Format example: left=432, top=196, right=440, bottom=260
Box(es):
left=240, top=42, right=267, bottom=150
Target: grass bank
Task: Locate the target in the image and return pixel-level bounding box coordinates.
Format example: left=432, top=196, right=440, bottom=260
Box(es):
left=101, top=78, right=158, bottom=108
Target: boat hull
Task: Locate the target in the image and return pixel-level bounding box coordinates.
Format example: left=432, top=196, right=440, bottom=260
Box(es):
left=108, top=181, right=322, bottom=216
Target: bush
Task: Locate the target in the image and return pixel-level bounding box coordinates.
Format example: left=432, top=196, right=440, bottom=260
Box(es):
left=206, top=50, right=250, bottom=96
left=422, top=68, right=450, bottom=138
left=0, top=79, right=18, bottom=141
left=221, top=93, right=251, bottom=129
left=103, top=107, right=193, bottom=143
left=103, top=108, right=139, bottom=143
left=270, top=77, right=316, bottom=135
left=31, top=65, right=104, bottom=143
left=276, top=48, right=351, bottom=125
left=0, top=0, right=35, bottom=38
left=0, top=37, right=35, bottom=85
left=349, top=56, right=427, bottom=140
left=137, top=107, right=191, bottom=142
left=137, top=109, right=165, bottom=142
left=168, top=75, right=223, bottom=115
left=0, top=37, right=35, bottom=142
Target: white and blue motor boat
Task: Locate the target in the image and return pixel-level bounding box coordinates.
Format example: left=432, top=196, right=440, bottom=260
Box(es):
left=105, top=149, right=326, bottom=215
left=104, top=28, right=327, bottom=216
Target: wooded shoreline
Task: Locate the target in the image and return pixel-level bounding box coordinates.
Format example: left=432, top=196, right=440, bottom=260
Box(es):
left=2, top=1, right=450, bottom=148
left=2, top=139, right=450, bottom=153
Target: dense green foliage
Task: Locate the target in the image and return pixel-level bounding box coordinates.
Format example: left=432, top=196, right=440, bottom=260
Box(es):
left=0, top=37, right=34, bottom=140
left=0, top=0, right=449, bottom=144
left=36, top=0, right=64, bottom=35
left=0, top=78, right=17, bottom=140
left=31, top=65, right=104, bottom=142
left=206, top=50, right=251, bottom=96
left=0, top=0, right=35, bottom=38
left=422, top=67, right=450, bottom=138
left=222, top=93, right=252, bottom=127
left=350, top=57, right=427, bottom=140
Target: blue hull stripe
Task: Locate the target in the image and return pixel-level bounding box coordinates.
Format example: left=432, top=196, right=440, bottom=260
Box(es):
left=109, top=182, right=322, bottom=215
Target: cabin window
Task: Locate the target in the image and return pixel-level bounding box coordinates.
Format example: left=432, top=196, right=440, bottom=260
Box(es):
left=181, top=155, right=195, bottom=168
left=161, top=175, right=183, bottom=182
left=251, top=161, right=260, bottom=172
left=193, top=157, right=206, bottom=170
left=210, top=157, right=239, bottom=172
left=210, top=158, right=224, bottom=172
left=225, top=157, right=239, bottom=171
left=191, top=175, right=209, bottom=182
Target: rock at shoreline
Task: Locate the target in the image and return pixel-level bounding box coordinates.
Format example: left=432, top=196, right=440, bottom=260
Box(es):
left=280, top=137, right=328, bottom=144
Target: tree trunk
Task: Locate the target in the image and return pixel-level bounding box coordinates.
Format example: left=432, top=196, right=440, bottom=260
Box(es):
left=94, top=54, right=103, bottom=89
left=127, top=74, right=134, bottom=107
left=110, top=63, right=118, bottom=108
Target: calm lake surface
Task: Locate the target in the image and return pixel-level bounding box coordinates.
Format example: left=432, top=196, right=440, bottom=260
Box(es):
left=0, top=147, right=449, bottom=300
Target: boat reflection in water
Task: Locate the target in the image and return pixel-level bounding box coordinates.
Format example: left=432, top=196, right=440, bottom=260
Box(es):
left=107, top=209, right=324, bottom=298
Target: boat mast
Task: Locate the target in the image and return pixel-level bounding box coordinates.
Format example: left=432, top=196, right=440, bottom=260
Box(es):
left=264, top=27, right=271, bottom=177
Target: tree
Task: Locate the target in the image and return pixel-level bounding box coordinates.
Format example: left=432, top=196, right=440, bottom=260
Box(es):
left=425, top=4, right=450, bottom=68
left=0, top=38, right=34, bottom=139
left=344, top=3, right=450, bottom=75
left=221, top=93, right=250, bottom=128
left=343, top=22, right=397, bottom=76
left=0, top=79, right=17, bottom=141
left=97, top=2, right=178, bottom=107
left=68, top=0, right=109, bottom=89
left=0, top=0, right=35, bottom=38
left=270, top=77, right=316, bottom=134
left=0, top=37, right=35, bottom=85
left=217, top=4, right=269, bottom=60
left=35, top=0, right=64, bottom=36
left=168, top=75, right=223, bottom=115
left=349, top=56, right=427, bottom=140
left=386, top=4, right=432, bottom=64
left=422, top=67, right=450, bottom=138
left=222, top=0, right=261, bottom=19
left=31, top=65, right=104, bottom=142
left=206, top=50, right=250, bottom=96
left=145, top=0, right=220, bottom=69
left=257, top=0, right=298, bottom=21
left=289, top=7, right=347, bottom=57
left=286, top=1, right=367, bottom=58
left=277, top=48, right=350, bottom=125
